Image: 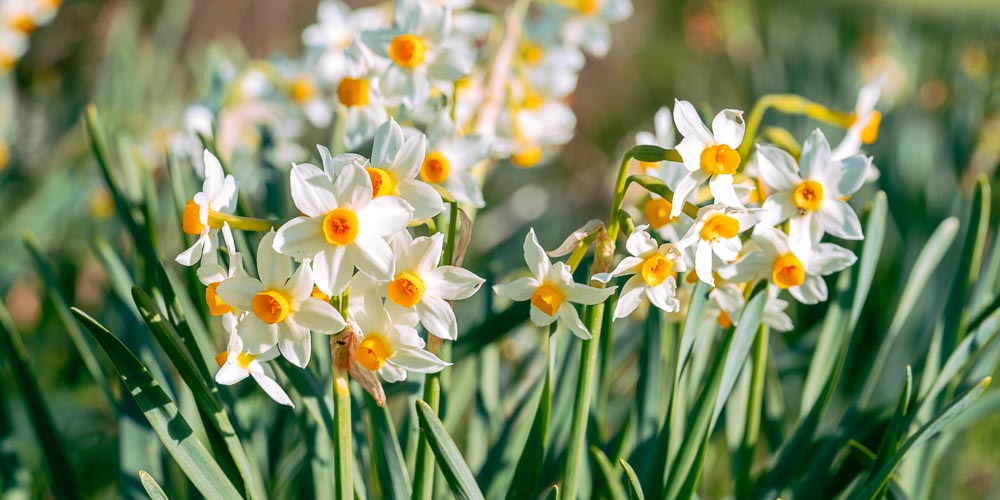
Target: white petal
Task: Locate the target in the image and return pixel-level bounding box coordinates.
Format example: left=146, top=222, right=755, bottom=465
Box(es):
left=312, top=247, right=351, bottom=296
left=625, top=227, right=658, bottom=257
left=810, top=243, right=857, bottom=276
left=709, top=175, right=744, bottom=209
left=755, top=145, right=801, bottom=192
left=673, top=100, right=714, bottom=144
left=396, top=180, right=444, bottom=220
left=416, top=296, right=458, bottom=340
left=372, top=118, right=405, bottom=168
left=237, top=316, right=278, bottom=354
left=674, top=137, right=707, bottom=173
left=790, top=275, right=827, bottom=304
left=256, top=232, right=290, bottom=290
left=249, top=370, right=295, bottom=407
left=612, top=276, right=645, bottom=320
left=834, top=154, right=869, bottom=197
left=389, top=346, right=449, bottom=373
left=215, top=363, right=249, bottom=385
left=646, top=279, right=680, bottom=313
left=529, top=303, right=559, bottom=327
left=714, top=237, right=742, bottom=262
left=523, top=228, right=551, bottom=279
left=390, top=134, right=426, bottom=180
left=603, top=256, right=644, bottom=280
left=290, top=163, right=339, bottom=217
left=358, top=195, right=414, bottom=238
left=333, top=163, right=373, bottom=210
left=817, top=200, right=863, bottom=240
left=424, top=266, right=484, bottom=300
left=558, top=304, right=591, bottom=339
left=294, top=298, right=346, bottom=333
left=349, top=236, right=395, bottom=280
left=216, top=275, right=263, bottom=311
left=493, top=277, right=539, bottom=301
left=799, top=129, right=832, bottom=181
left=670, top=173, right=700, bottom=218
left=695, top=242, right=715, bottom=286
left=278, top=320, right=312, bottom=368
left=760, top=193, right=796, bottom=228
left=565, top=282, right=615, bottom=306
left=711, top=109, right=745, bottom=149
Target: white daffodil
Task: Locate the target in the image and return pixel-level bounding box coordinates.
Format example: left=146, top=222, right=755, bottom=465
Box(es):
left=197, top=223, right=243, bottom=318
left=757, top=130, right=868, bottom=253
left=0, top=30, right=27, bottom=73
left=832, top=74, right=887, bottom=161
left=348, top=285, right=450, bottom=383
left=176, top=150, right=239, bottom=266
left=671, top=99, right=746, bottom=217
left=215, top=323, right=294, bottom=407
left=720, top=227, right=856, bottom=304
left=594, top=225, right=687, bottom=320
left=382, top=231, right=484, bottom=339
left=421, top=113, right=490, bottom=207
left=217, top=232, right=346, bottom=367
left=302, top=1, right=389, bottom=83
left=336, top=43, right=389, bottom=150
left=496, top=85, right=576, bottom=168
left=516, top=37, right=585, bottom=99
left=493, top=229, right=616, bottom=339
left=274, top=160, right=413, bottom=295
left=2, top=0, right=58, bottom=35
left=546, top=0, right=633, bottom=57
left=676, top=204, right=759, bottom=287
left=709, top=282, right=793, bottom=332
left=362, top=0, right=473, bottom=108
left=281, top=67, right=332, bottom=128
left=369, top=118, right=444, bottom=220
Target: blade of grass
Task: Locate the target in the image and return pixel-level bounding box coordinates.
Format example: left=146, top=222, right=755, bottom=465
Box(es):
left=365, top=396, right=412, bottom=499
left=590, top=446, right=628, bottom=500
left=139, top=470, right=169, bottom=500
left=415, top=399, right=486, bottom=500
left=620, top=459, right=644, bottom=500
left=505, top=328, right=554, bottom=500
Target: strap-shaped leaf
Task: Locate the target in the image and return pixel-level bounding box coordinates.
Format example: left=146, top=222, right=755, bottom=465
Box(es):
left=139, top=470, right=168, bottom=500
left=366, top=396, right=411, bottom=499
left=415, top=399, right=485, bottom=500
left=619, top=459, right=645, bottom=500
left=71, top=308, right=242, bottom=499
left=590, top=446, right=627, bottom=500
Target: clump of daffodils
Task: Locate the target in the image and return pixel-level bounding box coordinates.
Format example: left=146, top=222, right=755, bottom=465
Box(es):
left=166, top=0, right=883, bottom=411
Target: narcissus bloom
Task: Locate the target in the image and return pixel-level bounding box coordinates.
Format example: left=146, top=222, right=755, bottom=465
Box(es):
left=709, top=282, right=793, bottom=332
left=197, top=223, right=242, bottom=317
left=671, top=100, right=746, bottom=217
left=215, top=322, right=294, bottom=407
left=348, top=287, right=450, bottom=383
left=217, top=232, right=347, bottom=367
left=493, top=229, right=616, bottom=339
left=594, top=225, right=687, bottom=319
left=366, top=118, right=445, bottom=220
left=549, top=0, right=633, bottom=57
left=720, top=227, right=856, bottom=304
left=676, top=204, right=759, bottom=287
left=757, top=130, right=867, bottom=252
left=274, top=160, right=413, bottom=295
left=336, top=43, right=389, bottom=150
left=421, top=113, right=490, bottom=207
left=383, top=232, right=484, bottom=339
left=832, top=74, right=887, bottom=162
left=176, top=150, right=239, bottom=266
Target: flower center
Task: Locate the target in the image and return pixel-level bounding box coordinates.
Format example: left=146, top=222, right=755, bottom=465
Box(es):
left=643, top=198, right=674, bottom=229
left=772, top=252, right=805, bottom=289
left=322, top=208, right=359, bottom=246
left=182, top=199, right=205, bottom=235
left=420, top=152, right=451, bottom=183
left=337, top=77, right=369, bottom=107
left=356, top=336, right=390, bottom=371
left=858, top=110, right=882, bottom=144
left=289, top=76, right=315, bottom=103
left=205, top=282, right=234, bottom=316
left=511, top=144, right=542, bottom=168
left=9, top=14, right=35, bottom=34
left=521, top=44, right=544, bottom=65
left=389, top=34, right=427, bottom=68
left=639, top=254, right=673, bottom=287
left=521, top=91, right=544, bottom=110
left=578, top=0, right=599, bottom=14
left=699, top=144, right=741, bottom=176
left=366, top=167, right=395, bottom=198
left=717, top=309, right=732, bottom=329
left=699, top=213, right=740, bottom=241
left=252, top=290, right=291, bottom=324
left=530, top=283, right=565, bottom=317
left=792, top=180, right=824, bottom=213
left=387, top=271, right=426, bottom=308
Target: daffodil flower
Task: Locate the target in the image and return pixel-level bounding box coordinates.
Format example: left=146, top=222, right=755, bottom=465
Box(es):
left=0, top=30, right=27, bottom=72
left=197, top=223, right=243, bottom=317
left=496, top=84, right=576, bottom=168
left=274, top=159, right=413, bottom=295
left=176, top=150, right=239, bottom=266
left=368, top=118, right=444, bottom=220
left=594, top=225, right=687, bottom=319
left=336, top=43, right=389, bottom=150
left=516, top=36, right=585, bottom=99
left=493, top=229, right=616, bottom=339
left=546, top=0, right=633, bottom=57
left=757, top=130, right=868, bottom=253
left=217, top=231, right=347, bottom=367
left=215, top=322, right=294, bottom=407
left=719, top=227, right=856, bottom=304
left=361, top=0, right=473, bottom=108
left=383, top=231, right=484, bottom=339
left=708, top=281, right=793, bottom=332
left=671, top=99, right=746, bottom=217
left=676, top=204, right=759, bottom=287
left=348, top=285, right=450, bottom=383
left=832, top=74, right=887, bottom=164
left=421, top=113, right=490, bottom=207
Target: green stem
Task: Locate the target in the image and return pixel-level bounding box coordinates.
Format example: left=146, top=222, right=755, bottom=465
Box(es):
left=443, top=202, right=460, bottom=266
left=561, top=301, right=608, bottom=500
left=735, top=325, right=768, bottom=498
left=211, top=212, right=284, bottom=232
left=332, top=348, right=353, bottom=499
left=737, top=94, right=854, bottom=159
left=607, top=146, right=685, bottom=241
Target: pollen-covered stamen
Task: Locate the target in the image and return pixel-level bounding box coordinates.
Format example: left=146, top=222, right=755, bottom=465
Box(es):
left=639, top=254, right=673, bottom=287
left=206, top=282, right=235, bottom=316
left=511, top=144, right=543, bottom=168
left=699, top=144, right=741, bottom=176
left=356, top=336, right=390, bottom=371
left=420, top=152, right=451, bottom=183
left=699, top=213, right=740, bottom=241
left=792, top=180, right=824, bottom=214
left=858, top=110, right=882, bottom=144
left=289, top=76, right=315, bottom=103
left=337, top=77, right=369, bottom=107
left=389, top=34, right=427, bottom=68
left=322, top=208, right=359, bottom=246
left=388, top=271, right=426, bottom=308
left=643, top=198, right=674, bottom=229
left=252, top=290, right=292, bottom=324
left=531, top=283, right=565, bottom=317
left=366, top=167, right=395, bottom=198
left=772, top=252, right=805, bottom=289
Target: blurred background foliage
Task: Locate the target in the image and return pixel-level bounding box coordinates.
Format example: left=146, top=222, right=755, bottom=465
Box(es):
left=0, top=0, right=998, bottom=498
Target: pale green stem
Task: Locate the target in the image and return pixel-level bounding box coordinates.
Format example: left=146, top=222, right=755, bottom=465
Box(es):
left=331, top=291, right=352, bottom=500
left=561, top=301, right=607, bottom=500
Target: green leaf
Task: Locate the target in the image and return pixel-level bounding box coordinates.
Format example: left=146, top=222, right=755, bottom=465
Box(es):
left=801, top=191, right=887, bottom=415
left=132, top=288, right=266, bottom=499
left=919, top=305, right=1000, bottom=410
left=365, top=396, right=412, bottom=499
left=590, top=447, right=628, bottom=500
left=851, top=377, right=991, bottom=499
left=504, top=353, right=551, bottom=500
left=859, top=217, right=960, bottom=406
left=71, top=308, right=242, bottom=499
left=0, top=304, right=81, bottom=500
left=619, top=459, right=645, bottom=500
left=863, top=365, right=914, bottom=496
left=942, top=176, right=990, bottom=356
left=712, top=287, right=769, bottom=428
left=139, top=470, right=168, bottom=500
left=544, top=484, right=560, bottom=500
left=415, top=399, right=485, bottom=500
